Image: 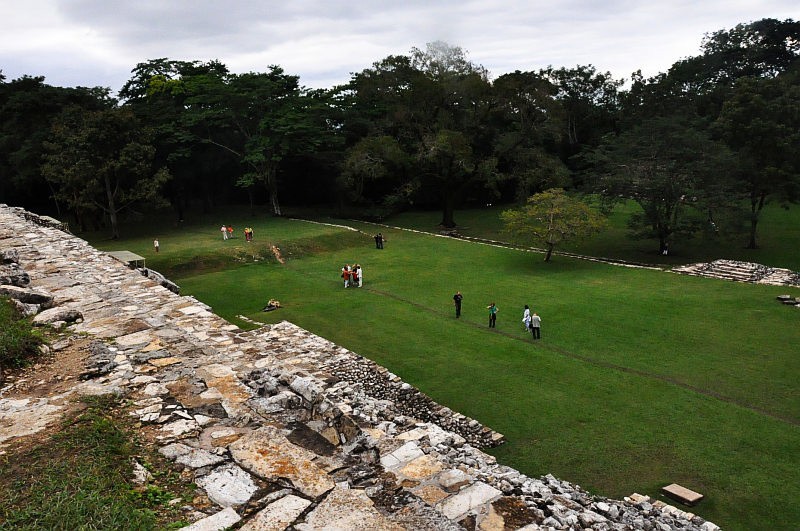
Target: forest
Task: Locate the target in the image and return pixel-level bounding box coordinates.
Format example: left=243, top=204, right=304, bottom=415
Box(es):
left=1, top=18, right=798, bottom=251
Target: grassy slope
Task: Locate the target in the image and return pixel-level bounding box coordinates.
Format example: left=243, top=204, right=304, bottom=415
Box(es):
left=84, top=205, right=800, bottom=531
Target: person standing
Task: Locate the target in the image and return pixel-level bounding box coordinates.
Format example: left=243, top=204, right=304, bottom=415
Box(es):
left=453, top=291, right=463, bottom=318
left=153, top=238, right=159, bottom=253
left=531, top=312, right=542, bottom=339
left=374, top=233, right=384, bottom=249
left=221, top=225, right=228, bottom=240
left=355, top=264, right=363, bottom=287
left=487, top=302, right=498, bottom=328
left=522, top=304, right=531, bottom=332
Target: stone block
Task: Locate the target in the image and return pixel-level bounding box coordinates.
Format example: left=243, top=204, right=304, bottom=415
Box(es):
left=436, top=481, right=502, bottom=521
left=301, top=487, right=403, bottom=530
left=380, top=441, right=425, bottom=471
left=230, top=426, right=334, bottom=498
left=196, top=462, right=258, bottom=507
left=183, top=507, right=241, bottom=531
left=240, top=494, right=310, bottom=531
left=661, top=483, right=703, bottom=506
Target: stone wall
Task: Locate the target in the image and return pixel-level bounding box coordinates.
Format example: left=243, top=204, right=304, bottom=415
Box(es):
left=0, top=204, right=720, bottom=530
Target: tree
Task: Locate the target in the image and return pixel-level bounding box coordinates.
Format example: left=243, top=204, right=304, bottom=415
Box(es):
left=0, top=75, right=109, bottom=210
left=339, top=135, right=410, bottom=206
left=179, top=66, right=332, bottom=216
left=715, top=73, right=800, bottom=248
left=590, top=115, right=735, bottom=254
left=541, top=65, right=623, bottom=158
left=501, top=188, right=606, bottom=262
left=41, top=105, right=170, bottom=238
left=492, top=71, right=568, bottom=200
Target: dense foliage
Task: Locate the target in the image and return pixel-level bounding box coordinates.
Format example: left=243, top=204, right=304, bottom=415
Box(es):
left=1, top=18, right=798, bottom=247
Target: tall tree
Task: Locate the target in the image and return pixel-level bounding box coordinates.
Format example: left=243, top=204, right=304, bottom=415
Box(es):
left=715, top=72, right=800, bottom=248
left=0, top=75, right=109, bottom=210
left=590, top=115, right=734, bottom=254
left=181, top=66, right=331, bottom=215
left=41, top=106, right=170, bottom=238
left=541, top=65, right=623, bottom=159
left=492, top=70, right=568, bottom=200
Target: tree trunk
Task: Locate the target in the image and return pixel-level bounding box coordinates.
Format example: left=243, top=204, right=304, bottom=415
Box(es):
left=103, top=175, right=120, bottom=239
left=746, top=192, right=766, bottom=249
left=440, top=194, right=456, bottom=228
left=544, top=242, right=554, bottom=262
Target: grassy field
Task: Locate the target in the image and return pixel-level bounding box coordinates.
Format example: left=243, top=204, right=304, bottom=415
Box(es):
left=384, top=200, right=800, bottom=271
left=82, top=204, right=800, bottom=530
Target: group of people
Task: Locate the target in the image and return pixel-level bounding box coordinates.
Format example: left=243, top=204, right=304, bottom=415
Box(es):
left=452, top=292, right=542, bottom=339
left=220, top=225, right=255, bottom=241
left=341, top=264, right=363, bottom=288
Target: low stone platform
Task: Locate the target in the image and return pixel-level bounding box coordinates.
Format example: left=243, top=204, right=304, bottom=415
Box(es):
left=673, top=259, right=800, bottom=287
left=0, top=204, right=720, bottom=530
left=662, top=484, right=704, bottom=506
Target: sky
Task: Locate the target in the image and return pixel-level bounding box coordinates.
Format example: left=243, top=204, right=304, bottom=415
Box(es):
left=2, top=1, right=798, bottom=95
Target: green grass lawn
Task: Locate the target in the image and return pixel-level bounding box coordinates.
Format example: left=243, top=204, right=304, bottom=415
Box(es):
left=84, top=205, right=800, bottom=531
left=386, top=200, right=800, bottom=271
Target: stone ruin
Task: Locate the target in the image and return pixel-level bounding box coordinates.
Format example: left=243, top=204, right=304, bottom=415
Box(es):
left=0, top=204, right=720, bottom=530
left=673, top=259, right=800, bottom=287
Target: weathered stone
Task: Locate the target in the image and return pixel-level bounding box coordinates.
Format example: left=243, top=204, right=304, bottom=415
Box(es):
left=0, top=262, right=30, bottom=286
left=239, top=494, right=310, bottom=531
left=183, top=507, right=242, bottom=531
left=196, top=463, right=259, bottom=507
left=230, top=426, right=335, bottom=498
left=300, top=487, right=404, bottom=530
left=438, top=469, right=471, bottom=492
left=0, top=285, right=53, bottom=307
left=436, top=481, right=502, bottom=521
left=380, top=441, right=425, bottom=471
left=160, top=442, right=227, bottom=468
left=32, top=307, right=82, bottom=325
left=397, top=454, right=444, bottom=480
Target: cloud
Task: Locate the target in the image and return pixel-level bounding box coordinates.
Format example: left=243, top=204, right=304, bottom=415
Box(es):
left=1, top=0, right=797, bottom=92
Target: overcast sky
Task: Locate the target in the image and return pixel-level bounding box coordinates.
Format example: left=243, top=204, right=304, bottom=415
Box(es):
left=2, top=1, right=798, bottom=95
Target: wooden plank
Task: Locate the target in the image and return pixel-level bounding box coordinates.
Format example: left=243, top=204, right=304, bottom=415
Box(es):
left=662, top=483, right=703, bottom=506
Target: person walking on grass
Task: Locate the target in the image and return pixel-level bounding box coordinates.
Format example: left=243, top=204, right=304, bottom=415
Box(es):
left=531, top=312, right=541, bottom=339
left=453, top=291, right=463, bottom=318
left=153, top=238, right=159, bottom=253
left=221, top=225, right=228, bottom=240
left=355, top=264, right=363, bottom=287
left=487, top=302, right=498, bottom=328
left=522, top=304, right=531, bottom=332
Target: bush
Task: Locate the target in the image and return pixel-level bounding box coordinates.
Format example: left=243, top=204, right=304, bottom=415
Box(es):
left=0, top=296, right=45, bottom=369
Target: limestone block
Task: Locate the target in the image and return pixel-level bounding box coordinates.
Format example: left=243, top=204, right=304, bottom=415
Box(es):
left=158, top=418, right=199, bottom=440
left=183, top=507, right=242, bottom=531
left=413, top=484, right=449, bottom=505
left=438, top=469, right=471, bottom=492
left=397, top=454, right=444, bottom=481
left=301, top=487, right=404, bottom=530
left=240, top=494, right=310, bottom=531
left=379, top=441, right=425, bottom=471
left=0, top=285, right=53, bottom=307
left=436, top=481, right=502, bottom=521
left=289, top=375, right=324, bottom=403
left=32, top=307, right=82, bottom=325
left=197, top=463, right=259, bottom=507
left=160, top=442, right=227, bottom=468
left=230, top=426, right=335, bottom=498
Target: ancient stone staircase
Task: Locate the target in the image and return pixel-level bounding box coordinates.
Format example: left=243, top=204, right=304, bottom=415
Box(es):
left=0, top=204, right=720, bottom=530
left=672, top=259, right=800, bottom=287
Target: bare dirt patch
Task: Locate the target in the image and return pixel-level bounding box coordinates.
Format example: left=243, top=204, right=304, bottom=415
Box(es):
left=0, top=336, right=92, bottom=454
